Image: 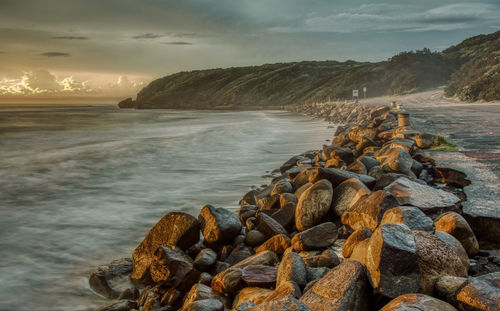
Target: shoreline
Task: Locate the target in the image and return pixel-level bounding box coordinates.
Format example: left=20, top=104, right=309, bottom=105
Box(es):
left=91, top=101, right=500, bottom=311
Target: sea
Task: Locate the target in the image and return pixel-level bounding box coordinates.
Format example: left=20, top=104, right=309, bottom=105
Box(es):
left=0, top=104, right=334, bottom=311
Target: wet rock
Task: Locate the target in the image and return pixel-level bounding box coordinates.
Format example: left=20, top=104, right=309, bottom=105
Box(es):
left=433, top=166, right=471, bottom=188
left=272, top=180, right=293, bottom=196
left=341, top=190, right=399, bottom=231
left=245, top=296, right=311, bottom=311
left=183, top=283, right=220, bottom=307
left=435, top=212, right=480, bottom=256
left=239, top=205, right=258, bottom=223
left=183, top=299, right=224, bottom=311
left=263, top=281, right=302, bottom=302
left=455, top=272, right=500, bottom=311
left=199, top=204, right=242, bottom=245
left=292, top=222, right=338, bottom=251
left=380, top=206, right=435, bottom=232
left=277, top=252, right=307, bottom=287
left=117, top=287, right=140, bottom=300
left=359, top=156, right=380, bottom=172
left=89, top=258, right=133, bottom=299
left=256, top=212, right=288, bottom=238
left=380, top=293, right=457, bottom=311
left=385, top=177, right=460, bottom=216
left=280, top=193, right=298, bottom=207
left=212, top=261, right=230, bottom=275
left=330, top=178, right=371, bottom=217
left=342, top=228, right=372, bottom=258
left=365, top=223, right=419, bottom=298
left=271, top=201, right=296, bottom=229
left=131, top=212, right=199, bottom=281
left=160, top=287, right=183, bottom=309
left=435, top=276, right=467, bottom=304
left=281, top=155, right=306, bottom=174
left=96, top=300, right=138, bottom=311
left=233, top=287, right=272, bottom=309
left=245, top=230, right=267, bottom=247
left=150, top=245, right=197, bottom=288
left=194, top=248, right=217, bottom=271
left=198, top=272, right=213, bottom=285
left=308, top=167, right=376, bottom=189
left=256, top=234, right=291, bottom=254
left=294, top=182, right=312, bottom=199
left=295, top=180, right=333, bottom=231
left=242, top=265, right=278, bottom=287
left=435, top=231, right=470, bottom=270
left=375, top=146, right=413, bottom=175
left=138, top=286, right=162, bottom=311
left=225, top=244, right=254, bottom=266
left=414, top=230, right=468, bottom=295
left=300, top=261, right=370, bottom=311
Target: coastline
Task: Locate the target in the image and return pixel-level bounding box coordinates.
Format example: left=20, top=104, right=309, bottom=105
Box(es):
left=91, top=101, right=500, bottom=311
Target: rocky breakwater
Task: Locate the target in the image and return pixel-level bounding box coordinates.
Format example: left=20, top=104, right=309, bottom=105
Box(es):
left=90, top=103, right=500, bottom=311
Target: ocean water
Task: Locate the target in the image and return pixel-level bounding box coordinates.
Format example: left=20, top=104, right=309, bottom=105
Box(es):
left=0, top=104, right=333, bottom=311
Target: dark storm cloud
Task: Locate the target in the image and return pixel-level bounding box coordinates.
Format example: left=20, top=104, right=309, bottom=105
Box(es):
left=40, top=52, right=71, bottom=57
left=51, top=36, right=88, bottom=40
left=161, top=41, right=192, bottom=45
left=132, top=33, right=165, bottom=39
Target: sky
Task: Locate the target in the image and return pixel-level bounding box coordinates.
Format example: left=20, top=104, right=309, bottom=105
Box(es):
left=0, top=0, right=498, bottom=97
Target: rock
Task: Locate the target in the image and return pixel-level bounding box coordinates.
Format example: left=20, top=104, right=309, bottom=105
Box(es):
left=280, top=193, right=298, bottom=207
left=292, top=222, right=338, bottom=251
left=385, top=177, right=460, bottom=216
left=433, top=166, right=471, bottom=188
left=303, top=248, right=340, bottom=268
left=272, top=180, right=293, bottom=196
left=96, top=300, right=138, bottom=311
left=89, top=258, right=133, bottom=299
left=330, top=178, right=371, bottom=217
left=365, top=223, right=420, bottom=298
left=242, top=265, right=278, bottom=287
left=308, top=167, right=375, bottom=189
left=306, top=267, right=330, bottom=282
left=241, top=191, right=258, bottom=206
left=233, top=287, right=272, bottom=309
left=225, top=244, right=254, bottom=266
left=131, top=212, right=199, bottom=281
left=294, top=182, right=312, bottom=199
left=380, top=293, right=457, bottom=311
left=374, top=146, right=413, bottom=175
left=245, top=296, right=311, bottom=311
left=245, top=230, right=268, bottom=247
left=435, top=212, right=480, bottom=256
left=198, top=272, right=213, bottom=285
left=341, top=190, right=399, bottom=231
left=299, top=261, right=370, bottom=311
left=348, top=127, right=378, bottom=143
left=455, top=272, right=500, bottom=311
left=239, top=205, right=258, bottom=223
left=435, top=276, right=467, bottom=304
left=271, top=202, right=296, bottom=229
left=149, top=245, right=197, bottom=288
left=263, top=281, right=302, bottom=302
left=414, top=231, right=468, bottom=295
left=277, top=252, right=307, bottom=287
left=199, top=204, right=242, bottom=245
left=138, top=286, right=162, bottom=311
left=161, top=287, right=183, bottom=309
left=183, top=299, right=224, bottom=311
left=414, top=132, right=436, bottom=149
left=342, top=228, right=372, bottom=258
left=325, top=145, right=355, bottom=164
left=194, top=248, right=218, bottom=271
left=281, top=155, right=306, bottom=174
left=346, top=160, right=367, bottom=175
left=295, top=180, right=333, bottom=231
left=183, top=283, right=220, bottom=307
left=463, top=205, right=500, bottom=248
left=435, top=231, right=470, bottom=270
left=256, top=212, right=288, bottom=238
left=380, top=206, right=435, bottom=233
left=236, top=301, right=256, bottom=310
left=359, top=156, right=380, bottom=172
left=370, top=106, right=390, bottom=119
left=256, top=234, right=291, bottom=254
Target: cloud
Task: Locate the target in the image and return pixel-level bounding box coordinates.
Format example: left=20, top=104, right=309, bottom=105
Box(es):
left=132, top=33, right=164, bottom=39
left=51, top=36, right=88, bottom=40
left=161, top=41, right=193, bottom=45
left=40, top=52, right=71, bottom=57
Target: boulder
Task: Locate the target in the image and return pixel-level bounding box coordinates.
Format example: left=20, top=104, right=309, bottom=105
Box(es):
left=342, top=228, right=372, bottom=258
left=330, top=178, right=371, bottom=217
left=183, top=283, right=220, bottom=307
left=245, top=296, right=311, bottom=311
left=96, top=300, right=138, bottom=311
left=281, top=155, right=306, bottom=174
left=435, top=231, right=470, bottom=270
left=233, top=287, right=272, bottom=309
left=370, top=106, right=390, bottom=119
left=341, top=190, right=399, bottom=231
left=194, top=248, right=218, bottom=271
left=433, top=166, right=471, bottom=188
left=256, top=234, right=291, bottom=254
left=149, top=245, right=197, bottom=288
left=302, top=248, right=340, bottom=268
left=365, top=223, right=420, bottom=298
left=306, top=267, right=330, bottom=282
left=435, top=212, right=480, bottom=256
left=380, top=293, right=457, bottom=311
left=435, top=276, right=467, bottom=304
left=385, top=177, right=460, bottom=216
left=280, top=193, right=298, bottom=207
left=295, top=179, right=333, bottom=231
left=348, top=127, right=378, bottom=143
left=414, top=132, right=436, bottom=149
left=455, top=272, right=500, bottom=311
left=277, top=252, right=307, bottom=287
left=242, top=265, right=278, bottom=287
left=272, top=180, right=294, bottom=196
left=294, top=182, right=312, bottom=199
left=292, top=222, right=338, bottom=251
left=199, top=204, right=242, bottom=245
left=89, top=258, right=133, bottom=299
left=263, top=281, right=302, bottom=302
left=256, top=212, right=288, bottom=238
left=117, top=288, right=140, bottom=300
left=245, top=230, right=267, bottom=247
left=299, top=261, right=370, bottom=311
left=375, top=146, right=413, bottom=175
left=308, top=167, right=376, bottom=189
left=380, top=206, right=435, bottom=233
left=271, top=202, right=296, bottom=229
left=414, top=231, right=468, bottom=295
left=183, top=299, right=224, bottom=311
left=131, top=212, right=199, bottom=281
left=225, top=244, right=254, bottom=266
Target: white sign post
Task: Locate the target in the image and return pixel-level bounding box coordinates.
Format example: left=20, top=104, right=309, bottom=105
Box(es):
left=363, top=87, right=367, bottom=99
left=352, top=89, right=359, bottom=102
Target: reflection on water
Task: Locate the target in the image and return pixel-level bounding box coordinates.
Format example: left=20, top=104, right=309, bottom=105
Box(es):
left=0, top=104, right=333, bottom=310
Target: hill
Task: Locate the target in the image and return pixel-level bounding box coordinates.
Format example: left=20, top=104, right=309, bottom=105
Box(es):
left=119, top=31, right=499, bottom=109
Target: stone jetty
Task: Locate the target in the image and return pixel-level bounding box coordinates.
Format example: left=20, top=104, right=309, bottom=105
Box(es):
left=91, top=101, right=500, bottom=311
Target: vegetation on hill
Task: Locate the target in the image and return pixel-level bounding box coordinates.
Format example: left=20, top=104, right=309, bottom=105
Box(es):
left=120, top=31, right=499, bottom=109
